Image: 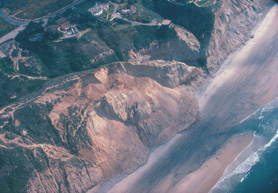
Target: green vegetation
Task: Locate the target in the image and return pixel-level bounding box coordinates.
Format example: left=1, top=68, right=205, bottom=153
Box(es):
left=128, top=1, right=163, bottom=23
left=117, top=0, right=163, bottom=23
left=0, top=147, right=34, bottom=193
left=0, top=57, right=15, bottom=75
left=107, top=4, right=115, bottom=20
left=76, top=0, right=96, bottom=11
left=120, top=25, right=177, bottom=50
left=0, top=18, right=16, bottom=37
left=142, top=0, right=214, bottom=43
left=0, top=4, right=178, bottom=107
left=0, top=57, right=45, bottom=107
left=2, top=0, right=73, bottom=19
left=15, top=11, right=120, bottom=77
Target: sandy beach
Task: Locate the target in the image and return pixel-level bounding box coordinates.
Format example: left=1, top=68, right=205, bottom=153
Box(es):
left=89, top=5, right=278, bottom=193
left=172, top=132, right=254, bottom=193
left=197, top=5, right=278, bottom=111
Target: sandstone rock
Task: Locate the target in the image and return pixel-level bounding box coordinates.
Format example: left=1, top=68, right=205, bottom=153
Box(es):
left=204, top=0, right=272, bottom=72
left=0, top=60, right=203, bottom=192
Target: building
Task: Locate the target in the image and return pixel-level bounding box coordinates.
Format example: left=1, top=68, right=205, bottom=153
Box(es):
left=120, top=5, right=136, bottom=16
left=162, top=19, right=171, bottom=26
left=58, top=23, right=79, bottom=40
left=89, top=2, right=109, bottom=16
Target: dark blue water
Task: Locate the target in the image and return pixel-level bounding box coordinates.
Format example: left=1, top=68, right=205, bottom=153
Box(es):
left=233, top=140, right=278, bottom=193
left=211, top=98, right=278, bottom=193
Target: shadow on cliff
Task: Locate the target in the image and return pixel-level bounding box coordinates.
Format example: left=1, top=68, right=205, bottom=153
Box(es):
left=142, top=0, right=215, bottom=45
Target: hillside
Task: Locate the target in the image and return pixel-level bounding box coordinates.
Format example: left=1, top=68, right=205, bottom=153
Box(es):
left=0, top=0, right=273, bottom=192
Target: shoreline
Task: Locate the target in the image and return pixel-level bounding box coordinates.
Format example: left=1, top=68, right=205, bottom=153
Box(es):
left=88, top=5, right=278, bottom=193
left=172, top=132, right=254, bottom=193
left=197, top=4, right=277, bottom=111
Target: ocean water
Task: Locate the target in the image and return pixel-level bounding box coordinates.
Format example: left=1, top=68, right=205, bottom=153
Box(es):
left=210, top=98, right=278, bottom=193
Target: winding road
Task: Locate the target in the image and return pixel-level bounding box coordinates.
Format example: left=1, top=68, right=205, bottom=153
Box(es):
left=0, top=0, right=87, bottom=43
left=0, top=9, right=27, bottom=25
left=0, top=0, right=86, bottom=26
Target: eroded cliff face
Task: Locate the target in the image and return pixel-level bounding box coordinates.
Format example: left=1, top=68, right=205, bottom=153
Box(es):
left=137, top=26, right=201, bottom=63
left=205, top=0, right=272, bottom=72
left=0, top=60, right=204, bottom=192
left=0, top=0, right=273, bottom=192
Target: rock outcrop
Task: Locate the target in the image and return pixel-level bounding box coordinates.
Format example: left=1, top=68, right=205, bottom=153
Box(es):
left=138, top=26, right=201, bottom=62
left=204, top=0, right=272, bottom=72
left=0, top=0, right=273, bottom=192
left=0, top=60, right=204, bottom=192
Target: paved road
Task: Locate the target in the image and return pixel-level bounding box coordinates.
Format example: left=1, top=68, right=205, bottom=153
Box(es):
left=0, top=25, right=25, bottom=44
left=0, top=0, right=86, bottom=26
left=0, top=9, right=27, bottom=25
left=94, top=5, right=278, bottom=193
left=0, top=0, right=86, bottom=41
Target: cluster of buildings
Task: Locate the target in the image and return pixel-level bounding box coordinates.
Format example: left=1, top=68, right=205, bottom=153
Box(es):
left=89, top=2, right=109, bottom=16
left=59, top=21, right=79, bottom=39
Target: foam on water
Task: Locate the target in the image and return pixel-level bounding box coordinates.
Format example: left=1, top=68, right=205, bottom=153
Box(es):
left=210, top=98, right=278, bottom=193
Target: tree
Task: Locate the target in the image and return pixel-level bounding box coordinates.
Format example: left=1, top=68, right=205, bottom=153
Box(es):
left=128, top=0, right=134, bottom=5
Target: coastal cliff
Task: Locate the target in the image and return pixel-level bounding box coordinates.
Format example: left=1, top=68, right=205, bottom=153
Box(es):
left=0, top=0, right=273, bottom=192
left=0, top=60, right=203, bottom=192
left=204, top=0, right=272, bottom=72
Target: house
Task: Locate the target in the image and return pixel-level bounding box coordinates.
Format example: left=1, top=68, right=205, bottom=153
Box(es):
left=58, top=23, right=79, bottom=40
left=89, top=2, right=109, bottom=16
left=120, top=5, right=136, bottom=16
left=162, top=19, right=171, bottom=26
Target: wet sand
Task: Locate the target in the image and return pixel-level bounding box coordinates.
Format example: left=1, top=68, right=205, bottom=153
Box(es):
left=172, top=132, right=254, bottom=193
left=90, top=5, right=278, bottom=193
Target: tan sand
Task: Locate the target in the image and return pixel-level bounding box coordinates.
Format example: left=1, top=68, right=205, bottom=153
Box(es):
left=197, top=5, right=278, bottom=111
left=90, top=5, right=278, bottom=193
left=172, top=132, right=254, bottom=193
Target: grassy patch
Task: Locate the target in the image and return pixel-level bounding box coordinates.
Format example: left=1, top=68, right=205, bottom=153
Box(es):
left=119, top=0, right=164, bottom=23
left=0, top=18, right=16, bottom=38
left=76, top=0, right=96, bottom=11
left=132, top=1, right=163, bottom=22
left=15, top=13, right=118, bottom=77
left=145, top=0, right=214, bottom=43
left=0, top=57, right=15, bottom=75
left=2, top=0, right=74, bottom=19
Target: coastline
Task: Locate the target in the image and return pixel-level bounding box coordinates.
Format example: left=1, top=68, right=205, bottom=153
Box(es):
left=88, top=5, right=278, bottom=193
left=197, top=4, right=278, bottom=111
left=172, top=132, right=254, bottom=193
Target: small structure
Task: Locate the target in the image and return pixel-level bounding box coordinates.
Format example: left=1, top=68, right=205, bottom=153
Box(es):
left=89, top=2, right=109, bottom=16
left=58, top=23, right=79, bottom=40
left=120, top=5, right=136, bottom=16
left=162, top=19, right=171, bottom=26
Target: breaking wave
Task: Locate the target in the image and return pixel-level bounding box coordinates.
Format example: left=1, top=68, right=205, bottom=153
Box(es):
left=210, top=98, right=278, bottom=193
